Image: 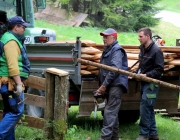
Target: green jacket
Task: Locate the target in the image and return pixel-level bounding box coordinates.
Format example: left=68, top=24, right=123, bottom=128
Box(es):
left=0, top=31, right=30, bottom=79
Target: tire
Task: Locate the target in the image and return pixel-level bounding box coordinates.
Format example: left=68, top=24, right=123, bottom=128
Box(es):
left=118, top=110, right=140, bottom=124
left=26, top=87, right=45, bottom=118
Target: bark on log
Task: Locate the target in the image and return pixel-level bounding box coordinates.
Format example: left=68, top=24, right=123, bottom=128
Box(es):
left=77, top=58, right=180, bottom=90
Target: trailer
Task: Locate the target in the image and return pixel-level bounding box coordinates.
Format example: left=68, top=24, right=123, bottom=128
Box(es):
left=26, top=37, right=180, bottom=123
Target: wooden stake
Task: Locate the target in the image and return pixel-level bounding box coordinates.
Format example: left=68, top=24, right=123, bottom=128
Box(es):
left=77, top=58, right=180, bottom=90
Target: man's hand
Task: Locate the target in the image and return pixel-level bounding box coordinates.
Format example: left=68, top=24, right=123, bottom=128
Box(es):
left=128, top=76, right=133, bottom=79
left=14, top=84, right=22, bottom=96
left=96, top=85, right=106, bottom=96
left=139, top=74, right=147, bottom=77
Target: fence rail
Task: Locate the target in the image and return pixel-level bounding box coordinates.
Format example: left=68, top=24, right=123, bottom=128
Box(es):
left=0, top=68, right=69, bottom=139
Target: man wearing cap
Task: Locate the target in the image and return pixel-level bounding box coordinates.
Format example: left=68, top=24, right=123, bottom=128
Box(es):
left=0, top=16, right=30, bottom=139
left=95, top=28, right=128, bottom=140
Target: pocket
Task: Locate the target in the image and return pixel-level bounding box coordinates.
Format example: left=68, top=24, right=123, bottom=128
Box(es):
left=144, top=83, right=159, bottom=106
left=149, top=83, right=159, bottom=91
left=146, top=93, right=156, bottom=106
left=8, top=95, right=19, bottom=114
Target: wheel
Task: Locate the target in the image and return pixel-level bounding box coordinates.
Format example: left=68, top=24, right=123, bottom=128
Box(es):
left=118, top=110, right=140, bottom=124
left=26, top=87, right=45, bottom=118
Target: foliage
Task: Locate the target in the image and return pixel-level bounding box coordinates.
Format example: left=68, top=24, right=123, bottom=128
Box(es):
left=15, top=115, right=45, bottom=140
left=47, top=0, right=163, bottom=31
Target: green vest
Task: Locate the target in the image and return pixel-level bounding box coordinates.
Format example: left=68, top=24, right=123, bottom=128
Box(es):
left=0, top=32, right=30, bottom=79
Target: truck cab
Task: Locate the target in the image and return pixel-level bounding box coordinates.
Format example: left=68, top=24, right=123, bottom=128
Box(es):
left=0, top=0, right=56, bottom=43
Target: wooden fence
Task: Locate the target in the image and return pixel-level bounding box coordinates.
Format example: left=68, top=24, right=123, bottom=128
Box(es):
left=0, top=68, right=69, bottom=140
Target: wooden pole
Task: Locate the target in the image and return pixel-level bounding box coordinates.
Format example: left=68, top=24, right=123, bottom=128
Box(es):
left=53, top=74, right=69, bottom=139
left=45, top=68, right=69, bottom=140
left=44, top=72, right=55, bottom=139
left=77, top=58, right=180, bottom=90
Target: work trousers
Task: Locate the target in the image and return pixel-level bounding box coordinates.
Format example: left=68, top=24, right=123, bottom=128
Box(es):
left=101, top=86, right=123, bottom=140
left=0, top=84, right=24, bottom=140
left=139, top=82, right=159, bottom=138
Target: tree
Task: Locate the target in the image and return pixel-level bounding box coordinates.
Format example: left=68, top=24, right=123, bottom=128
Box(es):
left=48, top=0, right=162, bottom=31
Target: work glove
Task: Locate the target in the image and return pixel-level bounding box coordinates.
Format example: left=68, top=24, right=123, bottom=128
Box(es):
left=14, top=84, right=23, bottom=96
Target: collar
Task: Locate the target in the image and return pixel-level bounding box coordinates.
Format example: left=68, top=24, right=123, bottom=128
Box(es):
left=139, top=41, right=155, bottom=51
left=104, top=41, right=118, bottom=53
left=8, top=31, right=25, bottom=44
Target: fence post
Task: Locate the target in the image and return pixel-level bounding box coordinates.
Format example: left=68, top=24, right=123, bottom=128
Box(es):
left=44, top=68, right=69, bottom=140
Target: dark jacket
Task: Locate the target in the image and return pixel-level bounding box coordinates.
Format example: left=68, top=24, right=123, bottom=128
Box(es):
left=137, top=41, right=164, bottom=79
left=98, top=41, right=128, bottom=93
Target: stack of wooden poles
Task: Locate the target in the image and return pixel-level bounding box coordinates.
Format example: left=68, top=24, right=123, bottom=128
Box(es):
left=80, top=40, right=180, bottom=76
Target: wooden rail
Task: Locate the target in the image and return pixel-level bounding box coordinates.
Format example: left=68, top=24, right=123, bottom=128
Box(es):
left=0, top=68, right=69, bottom=139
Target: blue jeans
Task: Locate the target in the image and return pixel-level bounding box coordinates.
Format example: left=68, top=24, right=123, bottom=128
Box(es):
left=0, top=84, right=24, bottom=140
left=139, top=82, right=159, bottom=138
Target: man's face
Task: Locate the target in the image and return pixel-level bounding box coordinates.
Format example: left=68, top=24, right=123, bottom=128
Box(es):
left=103, top=35, right=116, bottom=46
left=138, top=31, right=149, bottom=45
left=14, top=24, right=26, bottom=35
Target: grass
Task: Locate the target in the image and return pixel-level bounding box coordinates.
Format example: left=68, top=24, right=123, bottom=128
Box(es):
left=14, top=106, right=180, bottom=140
left=35, top=20, right=180, bottom=46
left=65, top=107, right=180, bottom=140
left=158, top=0, right=180, bottom=13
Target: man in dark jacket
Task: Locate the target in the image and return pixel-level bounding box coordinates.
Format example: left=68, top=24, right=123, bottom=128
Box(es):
left=96, top=28, right=128, bottom=140
left=135, top=27, right=164, bottom=140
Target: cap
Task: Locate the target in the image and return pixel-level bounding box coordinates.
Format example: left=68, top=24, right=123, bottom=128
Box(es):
left=8, top=16, right=30, bottom=27
left=100, top=28, right=118, bottom=38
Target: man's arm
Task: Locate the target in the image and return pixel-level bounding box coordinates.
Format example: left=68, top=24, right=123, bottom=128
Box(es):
left=4, top=40, right=21, bottom=78
left=4, top=41, right=23, bottom=95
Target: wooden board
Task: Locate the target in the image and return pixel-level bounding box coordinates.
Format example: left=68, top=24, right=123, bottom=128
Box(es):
left=128, top=60, right=139, bottom=68
left=26, top=75, right=45, bottom=90
left=35, top=4, right=87, bottom=27
left=0, top=110, right=44, bottom=129
left=24, top=93, right=45, bottom=108
left=163, top=71, right=180, bottom=76
left=167, top=59, right=180, bottom=65
left=46, top=68, right=69, bottom=76
left=125, top=49, right=139, bottom=54
left=163, top=52, right=177, bottom=58
left=127, top=53, right=138, bottom=60
left=127, top=53, right=176, bottom=61
left=121, top=45, right=180, bottom=52
left=47, top=40, right=97, bottom=47
left=164, top=58, right=174, bottom=63
left=0, top=93, right=45, bottom=108
left=71, top=13, right=88, bottom=27
left=164, top=65, right=174, bottom=71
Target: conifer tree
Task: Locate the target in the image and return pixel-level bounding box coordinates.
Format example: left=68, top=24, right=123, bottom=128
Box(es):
left=49, top=0, right=162, bottom=31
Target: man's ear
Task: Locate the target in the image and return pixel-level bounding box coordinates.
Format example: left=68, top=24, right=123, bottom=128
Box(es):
left=113, top=37, right=117, bottom=41
left=146, top=34, right=151, bottom=39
